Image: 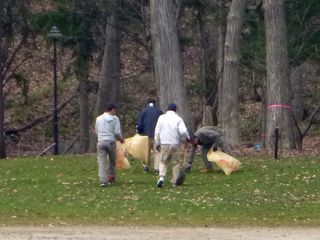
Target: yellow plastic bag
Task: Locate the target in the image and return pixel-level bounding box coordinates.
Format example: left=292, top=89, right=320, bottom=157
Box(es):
left=124, top=134, right=149, bottom=164
left=207, top=150, right=241, bottom=175
left=116, top=141, right=130, bottom=169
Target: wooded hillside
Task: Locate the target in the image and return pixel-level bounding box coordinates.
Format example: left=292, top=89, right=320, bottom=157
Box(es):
left=1, top=0, right=319, bottom=157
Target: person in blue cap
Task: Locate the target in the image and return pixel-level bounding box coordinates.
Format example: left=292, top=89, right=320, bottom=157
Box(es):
left=136, top=99, right=163, bottom=174
left=154, top=103, right=189, bottom=188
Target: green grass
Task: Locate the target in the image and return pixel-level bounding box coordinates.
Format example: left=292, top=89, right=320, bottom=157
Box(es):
left=0, top=154, right=319, bottom=227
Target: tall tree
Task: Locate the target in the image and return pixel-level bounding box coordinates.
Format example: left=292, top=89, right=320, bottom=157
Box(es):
left=89, top=0, right=121, bottom=152
left=71, top=0, right=96, bottom=153
left=221, top=0, right=248, bottom=145
left=96, top=0, right=121, bottom=115
left=287, top=0, right=320, bottom=123
left=74, top=39, right=91, bottom=153
left=0, top=0, right=30, bottom=158
left=150, top=0, right=193, bottom=131
left=0, top=42, right=4, bottom=158
left=217, top=23, right=226, bottom=125
left=263, top=0, right=295, bottom=149
left=193, top=0, right=227, bottom=126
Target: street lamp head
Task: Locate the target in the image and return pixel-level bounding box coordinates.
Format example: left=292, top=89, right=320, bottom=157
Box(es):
left=47, top=26, right=62, bottom=39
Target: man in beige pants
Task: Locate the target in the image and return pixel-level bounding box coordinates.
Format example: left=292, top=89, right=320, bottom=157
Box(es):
left=154, top=103, right=189, bottom=188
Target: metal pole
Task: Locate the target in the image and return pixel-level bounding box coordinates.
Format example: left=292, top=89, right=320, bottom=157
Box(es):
left=53, top=39, right=59, bottom=155
left=274, top=127, right=279, bottom=160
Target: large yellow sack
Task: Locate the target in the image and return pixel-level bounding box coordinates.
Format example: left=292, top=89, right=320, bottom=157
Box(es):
left=124, top=134, right=149, bottom=164
left=207, top=150, right=241, bottom=175
left=116, top=141, right=130, bottom=169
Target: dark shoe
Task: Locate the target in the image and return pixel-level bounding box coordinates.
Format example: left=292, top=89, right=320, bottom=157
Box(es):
left=100, top=182, right=107, bottom=187
left=143, top=165, right=149, bottom=173
left=157, top=177, right=164, bottom=188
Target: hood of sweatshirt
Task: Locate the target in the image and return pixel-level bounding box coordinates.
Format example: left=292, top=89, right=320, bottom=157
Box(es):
left=103, top=113, right=115, bottom=122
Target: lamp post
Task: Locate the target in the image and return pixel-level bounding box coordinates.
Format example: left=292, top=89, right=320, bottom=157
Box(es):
left=48, top=26, right=62, bottom=155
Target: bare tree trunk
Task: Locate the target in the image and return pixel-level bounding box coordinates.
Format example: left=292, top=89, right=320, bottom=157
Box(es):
left=0, top=0, right=30, bottom=158
left=89, top=1, right=121, bottom=152
left=0, top=5, right=6, bottom=158
left=75, top=41, right=90, bottom=153
left=150, top=0, right=194, bottom=131
left=72, top=1, right=94, bottom=154
left=221, top=0, right=248, bottom=145
left=97, top=3, right=121, bottom=115
left=194, top=0, right=227, bottom=127
left=264, top=0, right=295, bottom=150
left=260, top=77, right=267, bottom=148
left=290, top=66, right=304, bottom=122
left=217, top=24, right=225, bottom=125
left=197, top=6, right=218, bottom=126
left=0, top=66, right=5, bottom=158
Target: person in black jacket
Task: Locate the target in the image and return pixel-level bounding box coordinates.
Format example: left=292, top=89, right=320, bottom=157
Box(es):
left=186, top=126, right=231, bottom=173
left=136, top=99, right=163, bottom=173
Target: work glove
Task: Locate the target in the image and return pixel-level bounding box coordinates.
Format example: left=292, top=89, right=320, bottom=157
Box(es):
left=211, top=143, right=218, bottom=151
left=185, top=163, right=192, bottom=173
left=156, top=145, right=161, bottom=152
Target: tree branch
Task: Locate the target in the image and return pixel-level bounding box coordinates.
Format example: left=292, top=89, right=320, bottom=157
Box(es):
left=4, top=93, right=78, bottom=136
left=302, top=104, right=320, bottom=137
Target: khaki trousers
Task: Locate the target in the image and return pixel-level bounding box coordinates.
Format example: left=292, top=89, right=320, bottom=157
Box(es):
left=147, top=138, right=161, bottom=170
left=159, top=144, right=182, bottom=183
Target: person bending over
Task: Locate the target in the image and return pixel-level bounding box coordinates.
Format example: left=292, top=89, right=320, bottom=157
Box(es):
left=187, top=126, right=230, bottom=173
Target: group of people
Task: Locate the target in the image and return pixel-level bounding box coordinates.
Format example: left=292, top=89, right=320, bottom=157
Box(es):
left=94, top=100, right=230, bottom=188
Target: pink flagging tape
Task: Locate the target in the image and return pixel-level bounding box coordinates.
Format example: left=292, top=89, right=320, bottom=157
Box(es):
left=267, top=104, right=292, bottom=110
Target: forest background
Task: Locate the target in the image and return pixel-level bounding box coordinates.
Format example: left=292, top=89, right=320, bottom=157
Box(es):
left=0, top=0, right=319, bottom=158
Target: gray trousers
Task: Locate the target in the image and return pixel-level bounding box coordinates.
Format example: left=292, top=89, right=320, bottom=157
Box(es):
left=200, top=146, right=213, bottom=169
left=97, top=140, right=116, bottom=183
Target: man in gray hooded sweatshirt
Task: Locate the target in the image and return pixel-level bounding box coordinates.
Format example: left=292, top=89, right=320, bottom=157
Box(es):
left=186, top=126, right=230, bottom=173
left=95, top=103, right=124, bottom=187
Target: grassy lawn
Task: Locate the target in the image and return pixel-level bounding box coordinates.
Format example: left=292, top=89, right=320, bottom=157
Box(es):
left=0, top=154, right=319, bottom=227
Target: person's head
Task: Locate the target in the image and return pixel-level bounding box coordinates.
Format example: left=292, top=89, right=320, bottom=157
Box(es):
left=167, top=103, right=177, bottom=112
left=147, top=98, right=156, bottom=104
left=105, top=103, right=117, bottom=114
left=147, top=98, right=156, bottom=107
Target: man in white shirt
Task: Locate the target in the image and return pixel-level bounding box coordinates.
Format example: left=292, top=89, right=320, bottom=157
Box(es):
left=154, top=103, right=189, bottom=188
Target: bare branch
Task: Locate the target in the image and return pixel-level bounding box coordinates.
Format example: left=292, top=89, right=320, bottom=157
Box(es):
left=4, top=93, right=78, bottom=136
left=2, top=35, right=28, bottom=82
left=302, top=104, right=320, bottom=137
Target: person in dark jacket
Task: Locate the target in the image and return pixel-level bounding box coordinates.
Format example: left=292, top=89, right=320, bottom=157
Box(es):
left=186, top=126, right=231, bottom=173
left=136, top=99, right=163, bottom=173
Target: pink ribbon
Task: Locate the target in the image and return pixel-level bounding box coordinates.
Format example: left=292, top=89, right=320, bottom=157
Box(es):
left=267, top=104, right=292, bottom=111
